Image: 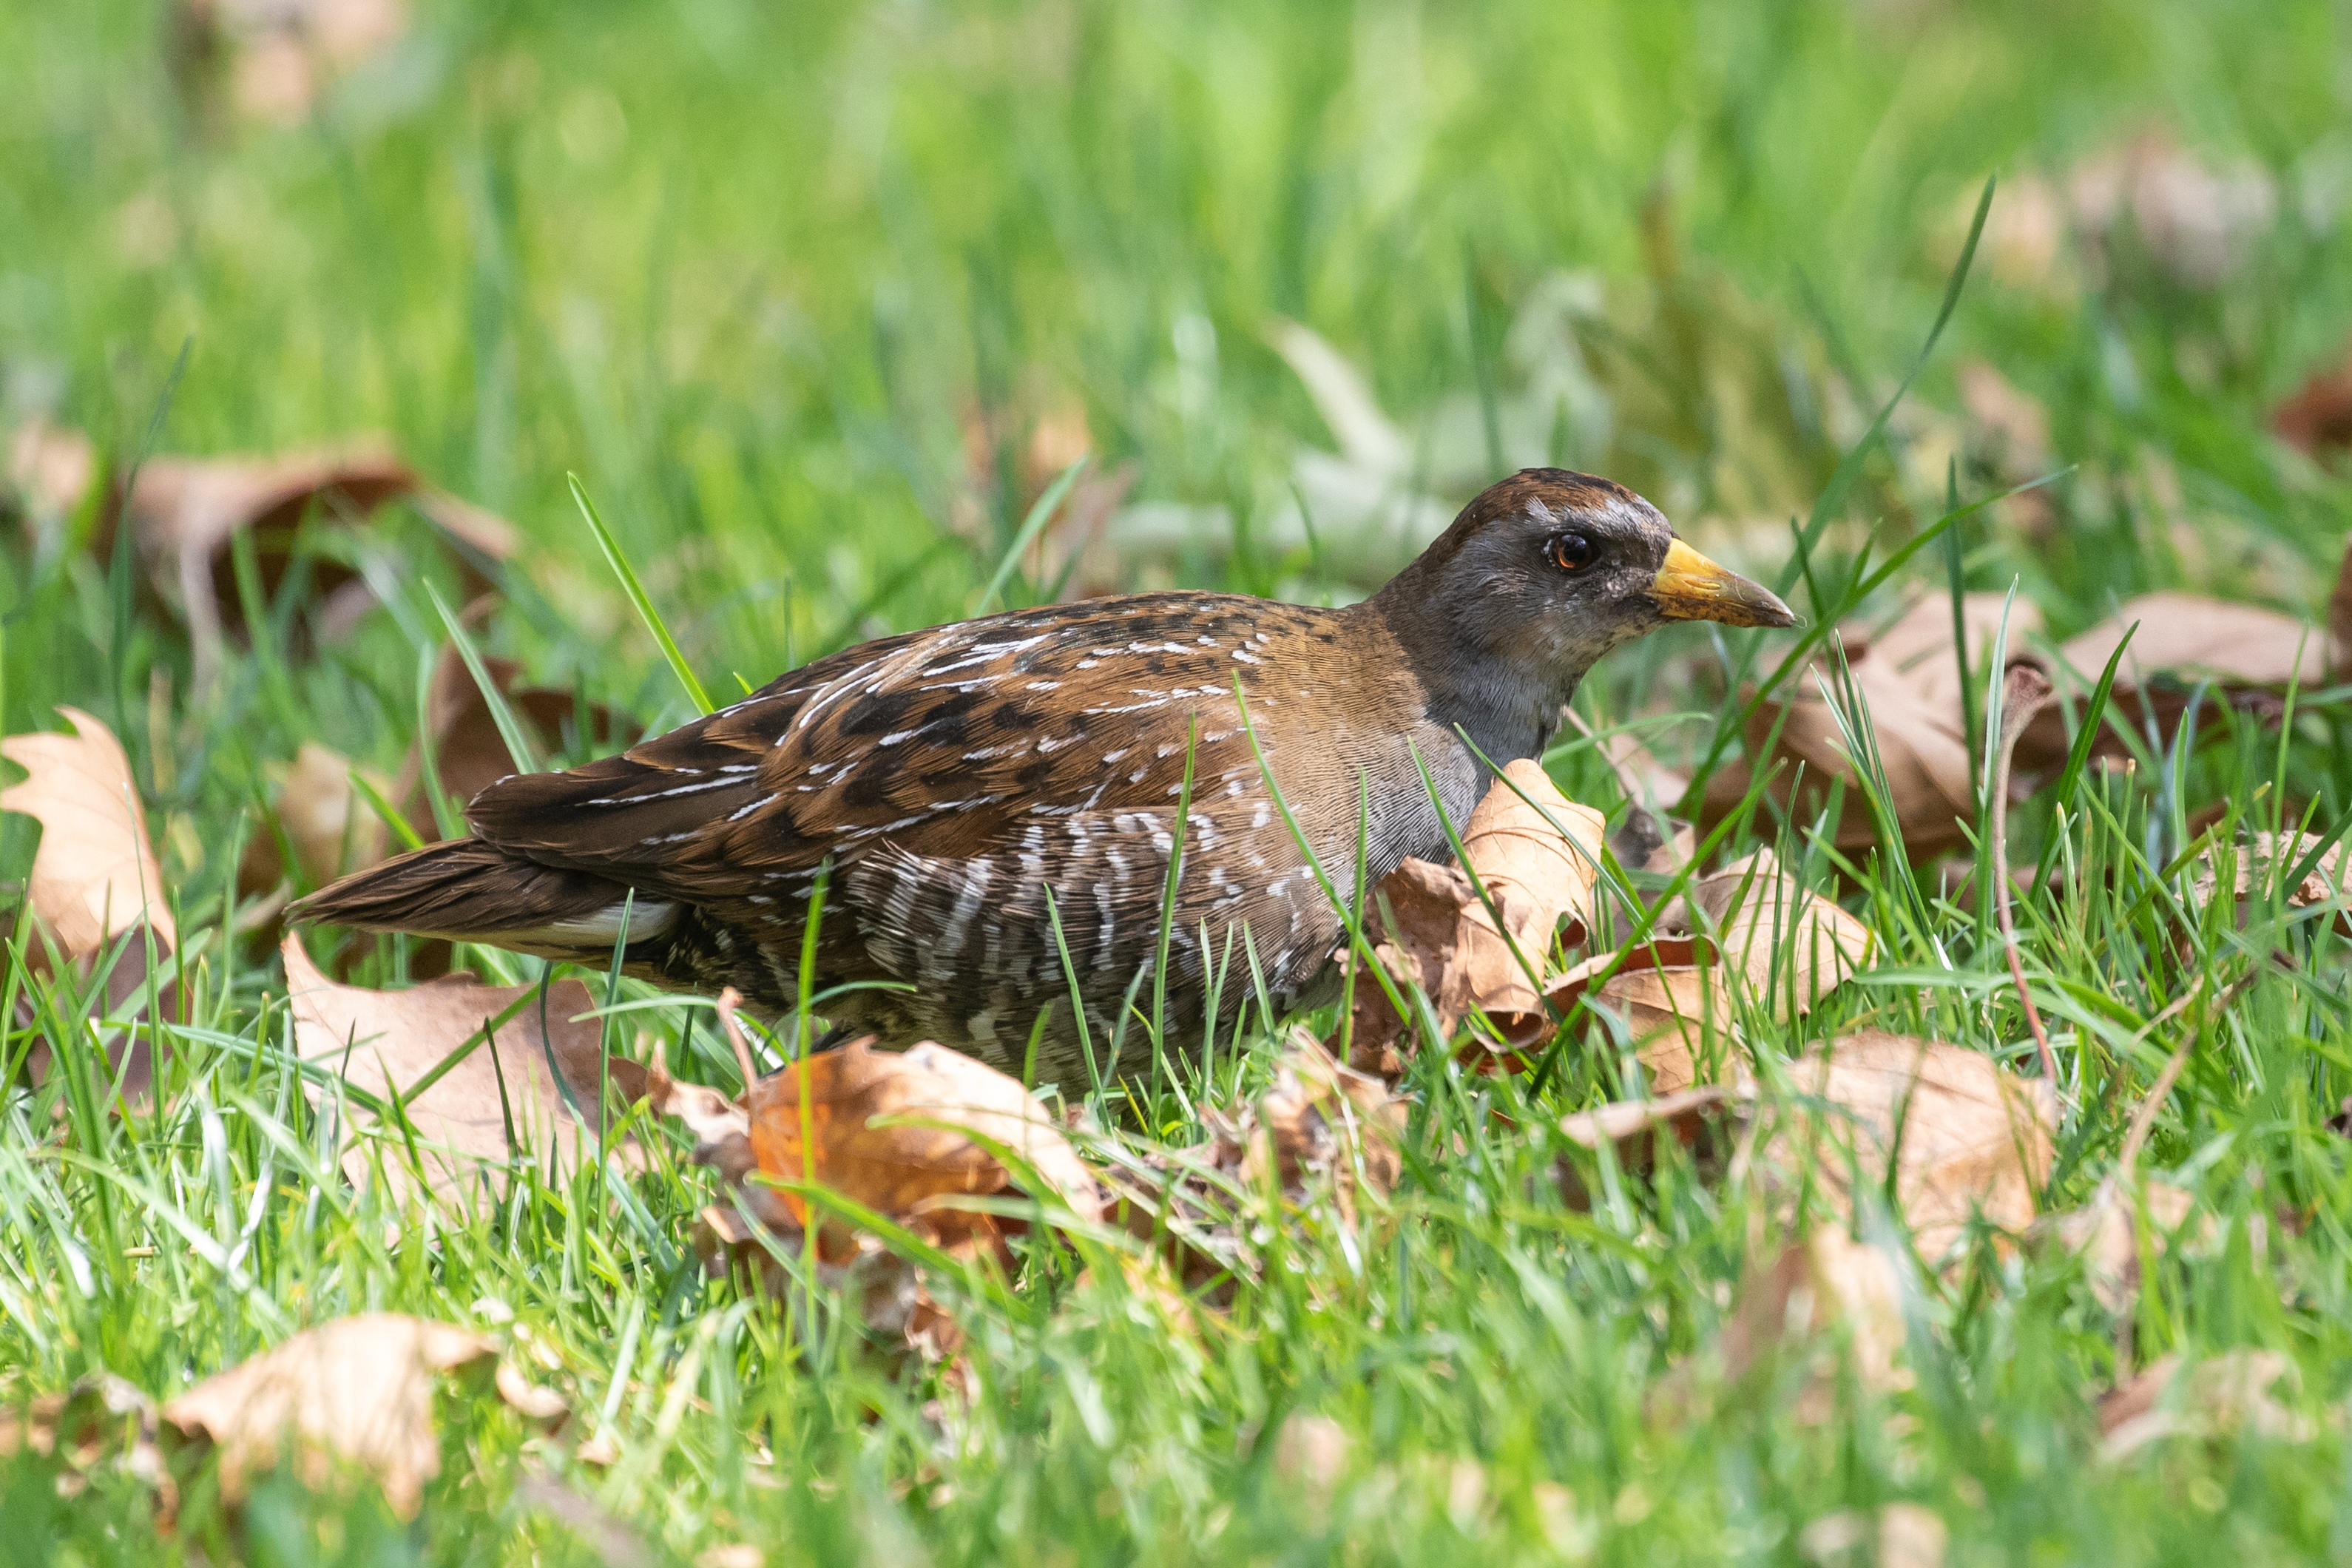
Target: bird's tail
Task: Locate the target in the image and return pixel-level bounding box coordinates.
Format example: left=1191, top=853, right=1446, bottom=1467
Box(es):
left=288, top=837, right=676, bottom=963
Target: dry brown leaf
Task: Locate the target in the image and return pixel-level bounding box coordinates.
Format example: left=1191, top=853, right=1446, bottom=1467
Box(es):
left=1541, top=851, right=1872, bottom=1083
left=50, top=433, right=518, bottom=683
left=1800, top=1504, right=1948, bottom=1568
left=737, top=1035, right=1103, bottom=1255
left=400, top=638, right=636, bottom=831
left=652, top=1007, right=1100, bottom=1367
left=5, top=417, right=98, bottom=527
left=1558, top=1032, right=2052, bottom=1262
left=2066, top=132, right=2276, bottom=290
left=1346, top=764, right=1605, bottom=1067
left=1, top=707, right=177, bottom=958
left=2054, top=591, right=2328, bottom=695
left=1661, top=1227, right=1910, bottom=1427
left=160, top=1314, right=494, bottom=1518
left=1777, top=1030, right=2055, bottom=1260
left=2272, top=357, right=2352, bottom=459
left=2186, top=830, right=2352, bottom=915
left=177, top=0, right=410, bottom=126
left=282, top=936, right=646, bottom=1210
left=1555, top=1084, right=1744, bottom=1209
left=1439, top=760, right=1606, bottom=1035
left=1673, top=850, right=1873, bottom=1016
left=1955, top=361, right=2054, bottom=487
left=2, top=707, right=178, bottom=1095
left=2098, top=1349, right=2313, bottom=1460
left=652, top=1001, right=1100, bottom=1257
left=239, top=741, right=393, bottom=896
left=1852, top=590, right=2044, bottom=722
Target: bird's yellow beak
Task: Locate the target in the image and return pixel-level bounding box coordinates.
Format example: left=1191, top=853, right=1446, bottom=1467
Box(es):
left=1649, top=538, right=1797, bottom=628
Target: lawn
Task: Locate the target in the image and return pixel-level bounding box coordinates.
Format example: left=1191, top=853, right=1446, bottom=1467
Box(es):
left=7, top=0, right=2352, bottom=1562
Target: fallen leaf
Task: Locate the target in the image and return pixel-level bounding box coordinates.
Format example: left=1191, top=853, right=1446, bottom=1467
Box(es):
left=177, top=0, right=410, bottom=126
left=1663, top=850, right=1875, bottom=1021
left=1558, top=1032, right=2052, bottom=1263
left=1800, top=1503, right=1948, bottom=1568
left=5, top=417, right=98, bottom=528
left=1956, top=360, right=2054, bottom=487
left=1851, top=589, right=2044, bottom=722
left=739, top=1035, right=1103, bottom=1253
left=1, top=707, right=177, bottom=958
left=2188, top=830, right=2352, bottom=913
left=2098, top=1349, right=2313, bottom=1460
left=1775, top=1030, right=2055, bottom=1261
left=282, top=936, right=646, bottom=1210
left=1694, top=1228, right=1910, bottom=1423
left=1347, top=763, right=1605, bottom=1065
left=2, top=707, right=178, bottom=1095
left=1555, top=1084, right=1744, bottom=1209
left=160, top=1314, right=496, bottom=1518
left=1271, top=1412, right=1351, bottom=1526
left=2066, top=131, right=2277, bottom=290
left=2052, top=590, right=2328, bottom=695
left=653, top=1003, right=1100, bottom=1365
left=53, top=433, right=519, bottom=683
left=1439, top=760, right=1606, bottom=1037
left=2271, top=356, right=2352, bottom=459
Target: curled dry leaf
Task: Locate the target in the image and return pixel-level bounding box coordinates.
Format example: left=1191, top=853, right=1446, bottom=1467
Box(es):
left=1799, top=1504, right=1948, bottom=1568
left=2098, top=1349, right=2313, bottom=1460
left=2, top=707, right=178, bottom=1094
left=158, top=1313, right=557, bottom=1518
left=2186, top=830, right=2352, bottom=917
left=1348, top=761, right=1605, bottom=1068
left=650, top=1004, right=1098, bottom=1362
left=50, top=430, right=518, bottom=682
left=282, top=936, right=646, bottom=1211
left=2272, top=354, right=2352, bottom=459
left=2065, top=131, right=2277, bottom=290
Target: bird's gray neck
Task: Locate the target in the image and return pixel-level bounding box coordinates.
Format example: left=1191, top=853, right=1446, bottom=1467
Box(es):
left=1354, top=587, right=1572, bottom=777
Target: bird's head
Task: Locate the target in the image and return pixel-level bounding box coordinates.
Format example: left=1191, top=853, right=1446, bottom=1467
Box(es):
left=1373, top=467, right=1795, bottom=715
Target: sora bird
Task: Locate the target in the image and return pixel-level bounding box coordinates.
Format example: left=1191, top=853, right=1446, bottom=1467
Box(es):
left=293, top=469, right=1792, bottom=1080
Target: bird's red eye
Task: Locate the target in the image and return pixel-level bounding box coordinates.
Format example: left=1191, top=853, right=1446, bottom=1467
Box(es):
left=1547, top=533, right=1596, bottom=572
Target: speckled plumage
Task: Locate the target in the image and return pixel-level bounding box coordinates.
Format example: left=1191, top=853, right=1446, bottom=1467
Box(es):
left=294, top=470, right=1793, bottom=1079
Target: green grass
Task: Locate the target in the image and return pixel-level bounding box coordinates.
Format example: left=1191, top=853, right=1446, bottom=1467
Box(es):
left=9, top=0, right=2352, bottom=1561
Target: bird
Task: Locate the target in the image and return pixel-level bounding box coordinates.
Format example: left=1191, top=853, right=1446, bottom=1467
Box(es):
left=292, top=469, right=1793, bottom=1081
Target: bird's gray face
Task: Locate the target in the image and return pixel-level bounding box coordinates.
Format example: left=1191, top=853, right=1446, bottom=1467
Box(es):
left=1430, top=476, right=1797, bottom=693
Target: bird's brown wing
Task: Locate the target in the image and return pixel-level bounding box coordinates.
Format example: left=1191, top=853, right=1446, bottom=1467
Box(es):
left=464, top=595, right=1350, bottom=916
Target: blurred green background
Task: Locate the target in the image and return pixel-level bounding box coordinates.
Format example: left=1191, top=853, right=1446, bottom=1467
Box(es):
left=7, top=0, right=2351, bottom=759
